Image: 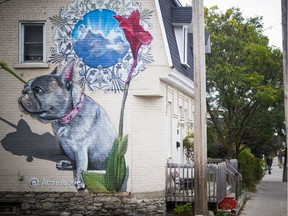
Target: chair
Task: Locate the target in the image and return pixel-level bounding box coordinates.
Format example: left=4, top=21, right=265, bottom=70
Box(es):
left=171, top=170, right=194, bottom=194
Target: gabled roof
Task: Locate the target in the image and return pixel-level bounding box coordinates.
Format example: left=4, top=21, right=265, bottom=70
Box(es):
left=159, top=0, right=194, bottom=81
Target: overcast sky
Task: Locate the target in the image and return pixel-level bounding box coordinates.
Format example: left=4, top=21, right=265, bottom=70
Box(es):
left=179, top=0, right=282, bottom=49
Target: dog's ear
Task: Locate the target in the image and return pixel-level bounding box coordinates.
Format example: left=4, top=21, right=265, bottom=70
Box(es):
left=60, top=60, right=75, bottom=91
left=51, top=66, right=58, bottom=75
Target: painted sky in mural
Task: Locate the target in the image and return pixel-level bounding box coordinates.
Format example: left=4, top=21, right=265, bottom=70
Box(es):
left=72, top=9, right=130, bottom=68
left=49, top=0, right=153, bottom=93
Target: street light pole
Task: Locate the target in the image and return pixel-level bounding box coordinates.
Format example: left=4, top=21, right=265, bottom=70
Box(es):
left=192, top=0, right=208, bottom=215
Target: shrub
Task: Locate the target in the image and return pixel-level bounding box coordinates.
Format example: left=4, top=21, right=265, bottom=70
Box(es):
left=207, top=141, right=226, bottom=158
left=207, top=127, right=227, bottom=158
left=239, top=148, right=254, bottom=189
left=215, top=211, right=226, bottom=216
left=239, top=147, right=265, bottom=190
left=253, top=157, right=266, bottom=181
left=173, top=203, right=194, bottom=216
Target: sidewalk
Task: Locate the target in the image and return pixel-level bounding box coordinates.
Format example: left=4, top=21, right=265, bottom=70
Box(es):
left=240, top=157, right=287, bottom=216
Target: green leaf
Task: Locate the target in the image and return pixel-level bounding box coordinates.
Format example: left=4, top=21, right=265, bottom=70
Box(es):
left=117, top=157, right=126, bottom=190
left=105, top=136, right=128, bottom=192
left=82, top=170, right=108, bottom=192
left=105, top=138, right=120, bottom=191
left=118, top=134, right=128, bottom=158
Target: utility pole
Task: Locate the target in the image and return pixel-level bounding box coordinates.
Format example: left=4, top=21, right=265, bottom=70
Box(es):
left=192, top=0, right=208, bottom=215
left=282, top=0, right=288, bottom=182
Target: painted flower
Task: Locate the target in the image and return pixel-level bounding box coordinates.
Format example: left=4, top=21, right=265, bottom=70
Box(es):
left=113, top=10, right=153, bottom=62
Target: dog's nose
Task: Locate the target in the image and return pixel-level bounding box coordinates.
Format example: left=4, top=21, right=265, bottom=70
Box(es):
left=22, top=85, right=29, bottom=94
left=22, top=80, right=32, bottom=94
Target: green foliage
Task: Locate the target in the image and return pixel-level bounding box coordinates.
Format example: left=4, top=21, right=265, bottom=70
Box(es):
left=207, top=141, right=226, bottom=158
left=207, top=127, right=226, bottom=158
left=215, top=211, right=226, bottom=216
left=82, top=135, right=128, bottom=193
left=253, top=157, right=266, bottom=181
left=205, top=6, right=284, bottom=159
left=105, top=135, right=128, bottom=192
left=239, top=148, right=265, bottom=189
left=183, top=129, right=194, bottom=161
left=82, top=171, right=108, bottom=192
left=173, top=203, right=194, bottom=216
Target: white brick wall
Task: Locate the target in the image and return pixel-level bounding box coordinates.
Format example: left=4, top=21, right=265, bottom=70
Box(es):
left=0, top=0, right=194, bottom=193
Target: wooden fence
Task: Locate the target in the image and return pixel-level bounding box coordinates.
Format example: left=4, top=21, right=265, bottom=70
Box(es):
left=165, top=159, right=242, bottom=204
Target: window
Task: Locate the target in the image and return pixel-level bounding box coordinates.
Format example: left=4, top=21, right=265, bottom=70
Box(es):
left=20, top=23, right=45, bottom=63
left=174, top=25, right=189, bottom=67
left=181, top=25, right=188, bottom=65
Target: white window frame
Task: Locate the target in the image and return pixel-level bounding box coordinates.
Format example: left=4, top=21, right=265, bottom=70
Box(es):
left=181, top=25, right=188, bottom=66
left=19, top=22, right=46, bottom=64
left=174, top=25, right=189, bottom=67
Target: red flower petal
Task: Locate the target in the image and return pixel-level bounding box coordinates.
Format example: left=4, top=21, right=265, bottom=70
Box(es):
left=113, top=9, right=152, bottom=61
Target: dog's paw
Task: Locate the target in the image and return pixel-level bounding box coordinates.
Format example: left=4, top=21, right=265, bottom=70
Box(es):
left=74, top=180, right=86, bottom=191
left=56, top=160, right=73, bottom=170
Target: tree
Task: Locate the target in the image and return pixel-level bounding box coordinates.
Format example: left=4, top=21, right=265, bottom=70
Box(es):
left=205, top=6, right=284, bottom=159
left=243, top=95, right=285, bottom=158
left=207, top=126, right=226, bottom=158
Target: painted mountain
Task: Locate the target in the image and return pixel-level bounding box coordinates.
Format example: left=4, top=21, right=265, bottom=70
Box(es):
left=72, top=9, right=130, bottom=68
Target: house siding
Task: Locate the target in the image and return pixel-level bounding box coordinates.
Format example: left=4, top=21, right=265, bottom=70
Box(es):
left=159, top=0, right=194, bottom=80
left=172, top=7, right=192, bottom=24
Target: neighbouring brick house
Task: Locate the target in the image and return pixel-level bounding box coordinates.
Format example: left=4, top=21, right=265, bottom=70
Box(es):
left=0, top=0, right=208, bottom=214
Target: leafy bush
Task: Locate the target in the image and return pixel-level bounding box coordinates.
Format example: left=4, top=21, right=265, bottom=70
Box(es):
left=253, top=157, right=266, bottom=181
left=207, top=141, right=226, bottom=158
left=183, top=129, right=194, bottom=161
left=215, top=211, right=226, bottom=216
left=173, top=203, right=194, bottom=216
left=239, top=147, right=265, bottom=190
left=239, top=148, right=254, bottom=189
left=207, top=127, right=226, bottom=158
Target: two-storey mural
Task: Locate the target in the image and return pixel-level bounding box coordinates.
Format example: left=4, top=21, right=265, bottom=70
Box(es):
left=0, top=0, right=195, bottom=196
left=1, top=0, right=153, bottom=193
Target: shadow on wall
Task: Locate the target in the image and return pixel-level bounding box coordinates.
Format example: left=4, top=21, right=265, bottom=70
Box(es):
left=0, top=117, right=68, bottom=163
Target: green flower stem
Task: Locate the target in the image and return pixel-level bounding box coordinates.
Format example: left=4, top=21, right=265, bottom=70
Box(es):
left=0, top=61, right=26, bottom=84
left=119, top=83, right=129, bottom=138
left=118, top=60, right=137, bottom=138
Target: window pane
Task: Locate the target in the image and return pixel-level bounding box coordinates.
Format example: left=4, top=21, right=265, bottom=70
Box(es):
left=24, top=25, right=43, bottom=42
left=24, top=44, right=43, bottom=61
left=23, top=24, right=43, bottom=62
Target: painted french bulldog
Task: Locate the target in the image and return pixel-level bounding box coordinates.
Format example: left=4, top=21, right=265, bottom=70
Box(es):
left=19, top=60, right=117, bottom=190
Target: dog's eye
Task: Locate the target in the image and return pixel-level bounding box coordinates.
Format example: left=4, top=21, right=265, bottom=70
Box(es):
left=33, top=86, right=43, bottom=93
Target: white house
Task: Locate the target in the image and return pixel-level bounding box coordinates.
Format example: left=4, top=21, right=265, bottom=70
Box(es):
left=0, top=0, right=205, bottom=196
